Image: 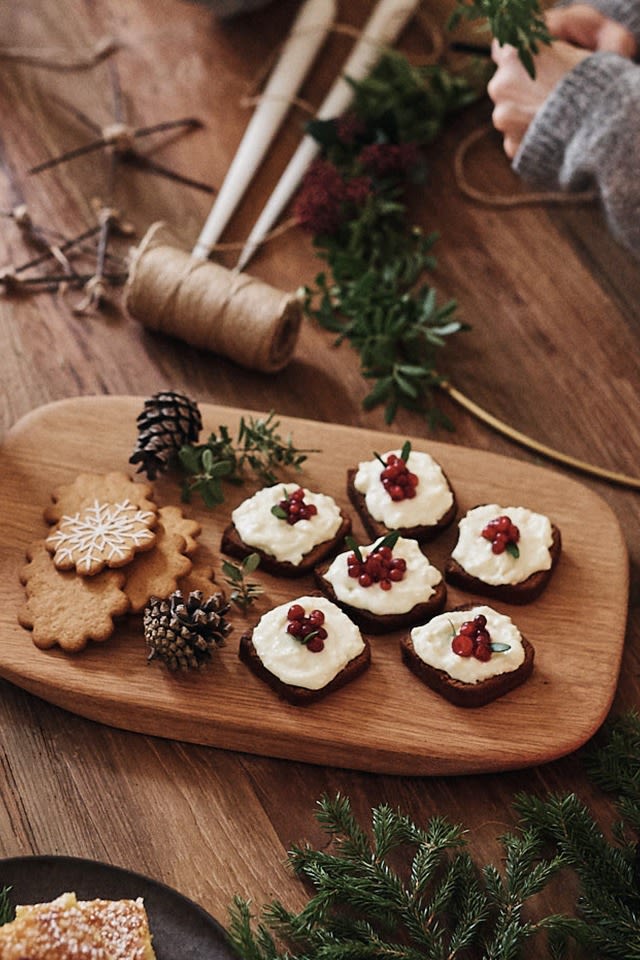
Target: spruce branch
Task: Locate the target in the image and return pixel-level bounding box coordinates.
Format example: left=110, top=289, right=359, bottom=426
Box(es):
left=0, top=885, right=13, bottom=925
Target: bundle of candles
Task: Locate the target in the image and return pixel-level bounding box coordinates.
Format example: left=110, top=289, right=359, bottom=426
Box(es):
left=125, top=0, right=422, bottom=373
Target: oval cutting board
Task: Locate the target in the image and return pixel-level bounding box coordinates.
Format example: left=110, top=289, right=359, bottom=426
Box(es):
left=0, top=397, right=629, bottom=775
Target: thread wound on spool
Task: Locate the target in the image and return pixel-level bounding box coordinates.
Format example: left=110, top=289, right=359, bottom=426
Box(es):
left=125, top=223, right=302, bottom=373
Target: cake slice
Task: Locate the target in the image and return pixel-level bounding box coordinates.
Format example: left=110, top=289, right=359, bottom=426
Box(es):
left=401, top=604, right=535, bottom=707
left=239, top=595, right=370, bottom=704
left=221, top=483, right=351, bottom=577
left=314, top=534, right=446, bottom=634
left=445, top=504, right=561, bottom=604
left=347, top=443, right=456, bottom=543
left=0, top=890, right=156, bottom=959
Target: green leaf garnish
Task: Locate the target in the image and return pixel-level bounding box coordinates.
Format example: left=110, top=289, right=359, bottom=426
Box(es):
left=376, top=530, right=400, bottom=551
left=490, top=641, right=511, bottom=653
left=506, top=542, right=520, bottom=559
left=271, top=505, right=288, bottom=520
left=400, top=440, right=411, bottom=463
left=345, top=536, right=363, bottom=563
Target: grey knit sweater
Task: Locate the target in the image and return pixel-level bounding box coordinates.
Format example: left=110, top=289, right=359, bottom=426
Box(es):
left=514, top=0, right=640, bottom=255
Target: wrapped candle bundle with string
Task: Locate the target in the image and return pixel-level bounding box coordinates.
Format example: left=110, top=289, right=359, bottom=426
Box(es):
left=125, top=222, right=303, bottom=373
left=124, top=0, right=421, bottom=374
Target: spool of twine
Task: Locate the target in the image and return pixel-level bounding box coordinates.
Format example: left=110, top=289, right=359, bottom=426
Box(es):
left=125, top=223, right=302, bottom=373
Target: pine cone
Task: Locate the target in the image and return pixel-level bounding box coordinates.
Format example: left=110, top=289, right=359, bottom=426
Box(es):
left=144, top=590, right=231, bottom=671
left=130, top=391, right=202, bottom=480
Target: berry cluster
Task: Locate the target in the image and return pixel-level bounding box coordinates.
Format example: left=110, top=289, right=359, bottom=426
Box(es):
left=347, top=544, right=407, bottom=590
left=380, top=453, right=419, bottom=502
left=275, top=488, right=318, bottom=525
left=481, top=514, right=520, bottom=555
left=451, top=614, right=492, bottom=662
left=286, top=604, right=327, bottom=652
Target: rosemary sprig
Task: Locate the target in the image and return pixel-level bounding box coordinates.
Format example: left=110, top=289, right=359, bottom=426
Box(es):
left=228, top=714, right=640, bottom=960
left=178, top=412, right=316, bottom=508
left=449, top=0, right=551, bottom=77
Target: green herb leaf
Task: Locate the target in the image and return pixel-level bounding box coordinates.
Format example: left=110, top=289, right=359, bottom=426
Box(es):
left=270, top=505, right=288, bottom=520
left=490, top=641, right=511, bottom=653
left=344, top=536, right=363, bottom=563
left=506, top=542, right=521, bottom=559
left=400, top=440, right=411, bottom=462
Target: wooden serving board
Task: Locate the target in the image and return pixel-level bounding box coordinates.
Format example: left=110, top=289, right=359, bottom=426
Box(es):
left=0, top=397, right=629, bottom=775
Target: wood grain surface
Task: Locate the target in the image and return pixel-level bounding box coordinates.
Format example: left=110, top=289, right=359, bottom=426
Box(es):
left=0, top=397, right=628, bottom=774
left=0, top=0, right=638, bottom=949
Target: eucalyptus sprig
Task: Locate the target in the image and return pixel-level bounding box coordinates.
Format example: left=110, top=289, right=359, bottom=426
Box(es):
left=449, top=0, right=551, bottom=77
left=228, top=714, right=640, bottom=960
left=178, top=412, right=316, bottom=508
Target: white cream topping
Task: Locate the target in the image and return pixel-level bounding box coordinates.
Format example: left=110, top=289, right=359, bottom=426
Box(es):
left=410, top=605, right=525, bottom=684
left=322, top=537, right=442, bottom=615
left=251, top=595, right=366, bottom=690
left=354, top=449, right=453, bottom=528
left=231, top=483, right=343, bottom=565
left=451, top=504, right=553, bottom=585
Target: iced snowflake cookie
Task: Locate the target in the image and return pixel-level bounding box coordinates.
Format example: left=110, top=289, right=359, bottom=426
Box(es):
left=401, top=604, right=535, bottom=707
left=239, top=595, right=371, bottom=704
left=445, top=504, right=561, bottom=604
left=45, top=499, right=157, bottom=576
left=19, top=541, right=130, bottom=652
left=347, top=442, right=456, bottom=543
left=314, top=534, right=446, bottom=634
left=221, top=483, right=351, bottom=577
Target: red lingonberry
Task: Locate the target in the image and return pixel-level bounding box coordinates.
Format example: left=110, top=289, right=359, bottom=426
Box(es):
left=451, top=614, right=494, bottom=662
left=380, top=452, right=419, bottom=502
left=348, top=542, right=406, bottom=589
left=481, top=515, right=520, bottom=555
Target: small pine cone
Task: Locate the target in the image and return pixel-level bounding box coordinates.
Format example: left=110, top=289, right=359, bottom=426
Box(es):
left=130, top=391, right=202, bottom=480
left=144, top=590, right=231, bottom=672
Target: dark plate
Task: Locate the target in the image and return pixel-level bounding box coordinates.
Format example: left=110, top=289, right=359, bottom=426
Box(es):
left=0, top=855, right=235, bottom=960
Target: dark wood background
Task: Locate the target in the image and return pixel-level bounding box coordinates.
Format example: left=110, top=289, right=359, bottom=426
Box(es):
left=0, top=0, right=638, bottom=950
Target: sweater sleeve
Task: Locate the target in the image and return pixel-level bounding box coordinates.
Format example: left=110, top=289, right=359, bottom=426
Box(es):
left=513, top=52, right=640, bottom=256
left=555, top=0, right=640, bottom=47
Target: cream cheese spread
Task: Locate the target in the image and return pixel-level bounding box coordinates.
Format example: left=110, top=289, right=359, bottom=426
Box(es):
left=451, top=504, right=552, bottom=585
left=251, top=596, right=366, bottom=690
left=231, top=483, right=343, bottom=565
left=354, top=449, right=453, bottom=528
left=322, top=537, right=442, bottom=615
left=410, top=605, right=525, bottom=684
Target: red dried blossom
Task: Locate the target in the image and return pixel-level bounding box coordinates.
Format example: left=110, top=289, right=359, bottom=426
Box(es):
left=358, top=142, right=422, bottom=179
left=294, top=160, right=372, bottom=235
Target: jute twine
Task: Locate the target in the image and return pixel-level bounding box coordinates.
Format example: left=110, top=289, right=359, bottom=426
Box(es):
left=125, top=223, right=303, bottom=374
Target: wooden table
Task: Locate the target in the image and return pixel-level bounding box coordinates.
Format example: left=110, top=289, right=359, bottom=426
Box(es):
left=0, top=0, right=638, bottom=952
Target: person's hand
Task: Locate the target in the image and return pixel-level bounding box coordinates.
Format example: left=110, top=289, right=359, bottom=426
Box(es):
left=488, top=39, right=590, bottom=158
left=488, top=4, right=638, bottom=160
left=545, top=4, right=637, bottom=57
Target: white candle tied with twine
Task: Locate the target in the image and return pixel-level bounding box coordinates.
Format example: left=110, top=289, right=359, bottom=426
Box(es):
left=125, top=0, right=335, bottom=374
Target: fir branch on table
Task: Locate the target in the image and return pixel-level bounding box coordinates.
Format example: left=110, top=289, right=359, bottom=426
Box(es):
left=178, top=411, right=316, bottom=508
left=228, top=715, right=640, bottom=960
left=299, top=53, right=476, bottom=428
left=222, top=554, right=264, bottom=611
left=449, top=0, right=551, bottom=77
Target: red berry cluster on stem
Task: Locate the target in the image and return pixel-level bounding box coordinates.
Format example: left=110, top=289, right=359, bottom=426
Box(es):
left=286, top=604, right=327, bottom=652
left=481, top=515, right=520, bottom=555
left=276, top=488, right=318, bottom=525
left=380, top=453, right=419, bottom=502
left=347, top=544, right=406, bottom=590
left=451, top=614, right=492, bottom=661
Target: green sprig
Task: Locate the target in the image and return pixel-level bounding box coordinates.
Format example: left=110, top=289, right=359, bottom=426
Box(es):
left=222, top=554, right=263, bottom=611
left=178, top=412, right=315, bottom=508
left=0, top=885, right=13, bottom=925
left=302, top=53, right=475, bottom=428
left=449, top=0, right=551, bottom=77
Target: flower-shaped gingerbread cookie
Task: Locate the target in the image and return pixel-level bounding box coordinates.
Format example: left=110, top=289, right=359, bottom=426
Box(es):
left=45, top=498, right=157, bottom=576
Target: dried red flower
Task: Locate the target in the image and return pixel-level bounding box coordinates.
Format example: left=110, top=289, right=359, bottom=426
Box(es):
left=294, top=160, right=372, bottom=235
left=358, top=142, right=422, bottom=179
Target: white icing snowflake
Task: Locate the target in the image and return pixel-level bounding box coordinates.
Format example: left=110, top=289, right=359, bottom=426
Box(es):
left=46, top=499, right=157, bottom=575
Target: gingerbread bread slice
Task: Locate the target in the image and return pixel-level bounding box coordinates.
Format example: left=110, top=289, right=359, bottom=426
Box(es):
left=347, top=467, right=457, bottom=543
